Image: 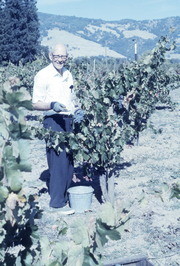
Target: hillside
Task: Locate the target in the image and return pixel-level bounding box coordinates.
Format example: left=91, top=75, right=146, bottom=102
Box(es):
left=38, top=12, right=180, bottom=59
left=41, top=28, right=125, bottom=58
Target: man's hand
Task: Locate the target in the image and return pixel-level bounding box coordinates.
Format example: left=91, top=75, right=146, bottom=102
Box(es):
left=50, top=102, right=67, bottom=112
left=73, top=109, right=85, bottom=123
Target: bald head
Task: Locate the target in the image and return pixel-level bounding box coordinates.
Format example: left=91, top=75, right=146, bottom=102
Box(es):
left=50, top=43, right=67, bottom=56
left=49, top=43, right=68, bottom=73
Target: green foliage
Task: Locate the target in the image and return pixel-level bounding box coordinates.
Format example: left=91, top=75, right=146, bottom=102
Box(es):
left=0, top=0, right=40, bottom=64
left=0, top=185, right=9, bottom=203
left=170, top=183, right=180, bottom=199
left=34, top=38, right=179, bottom=204
left=35, top=203, right=129, bottom=266
left=154, top=182, right=180, bottom=202
left=0, top=77, right=42, bottom=265
left=25, top=37, right=179, bottom=205
left=0, top=66, right=126, bottom=265
left=95, top=219, right=121, bottom=247
left=0, top=56, right=49, bottom=95
left=0, top=37, right=179, bottom=264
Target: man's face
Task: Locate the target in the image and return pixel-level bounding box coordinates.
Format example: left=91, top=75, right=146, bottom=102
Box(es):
left=50, top=45, right=68, bottom=72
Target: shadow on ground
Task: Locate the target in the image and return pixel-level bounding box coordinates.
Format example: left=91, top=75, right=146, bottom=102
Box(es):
left=38, top=161, right=133, bottom=205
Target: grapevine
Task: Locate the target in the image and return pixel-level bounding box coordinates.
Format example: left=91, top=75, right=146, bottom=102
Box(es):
left=33, top=37, right=179, bottom=204
left=0, top=37, right=179, bottom=265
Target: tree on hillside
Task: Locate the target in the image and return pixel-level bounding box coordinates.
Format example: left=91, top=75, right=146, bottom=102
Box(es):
left=0, top=1, right=6, bottom=62
left=0, top=0, right=40, bottom=64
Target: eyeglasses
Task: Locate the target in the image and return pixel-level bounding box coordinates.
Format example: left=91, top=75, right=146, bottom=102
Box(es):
left=52, top=54, right=68, bottom=60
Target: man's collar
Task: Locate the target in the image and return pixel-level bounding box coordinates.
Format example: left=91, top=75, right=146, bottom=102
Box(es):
left=49, top=63, right=68, bottom=79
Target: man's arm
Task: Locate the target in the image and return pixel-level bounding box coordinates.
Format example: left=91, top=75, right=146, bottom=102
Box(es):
left=33, top=101, right=51, bottom=111
left=33, top=101, right=68, bottom=113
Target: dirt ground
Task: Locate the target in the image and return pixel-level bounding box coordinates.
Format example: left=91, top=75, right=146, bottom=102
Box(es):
left=23, top=87, right=180, bottom=266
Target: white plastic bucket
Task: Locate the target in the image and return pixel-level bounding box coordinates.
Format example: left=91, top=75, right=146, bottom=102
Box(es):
left=67, top=186, right=94, bottom=213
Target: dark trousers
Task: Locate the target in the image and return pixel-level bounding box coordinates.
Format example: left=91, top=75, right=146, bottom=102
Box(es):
left=43, top=114, right=74, bottom=208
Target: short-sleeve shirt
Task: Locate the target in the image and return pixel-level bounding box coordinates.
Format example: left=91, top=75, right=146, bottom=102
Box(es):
left=32, top=63, right=75, bottom=113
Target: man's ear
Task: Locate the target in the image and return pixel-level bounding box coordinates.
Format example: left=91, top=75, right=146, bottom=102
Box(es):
left=49, top=52, right=53, bottom=61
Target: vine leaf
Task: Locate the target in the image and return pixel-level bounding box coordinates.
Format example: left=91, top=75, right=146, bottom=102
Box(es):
left=95, top=219, right=121, bottom=248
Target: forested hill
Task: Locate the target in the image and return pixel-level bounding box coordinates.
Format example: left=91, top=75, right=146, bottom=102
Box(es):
left=38, top=12, right=180, bottom=60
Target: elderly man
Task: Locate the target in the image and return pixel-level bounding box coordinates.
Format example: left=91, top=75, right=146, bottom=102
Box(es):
left=32, top=43, right=76, bottom=215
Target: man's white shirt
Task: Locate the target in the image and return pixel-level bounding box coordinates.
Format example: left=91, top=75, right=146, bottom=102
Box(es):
left=32, top=63, right=75, bottom=114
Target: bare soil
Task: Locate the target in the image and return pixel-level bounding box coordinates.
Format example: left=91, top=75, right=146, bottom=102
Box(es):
left=24, top=88, right=180, bottom=266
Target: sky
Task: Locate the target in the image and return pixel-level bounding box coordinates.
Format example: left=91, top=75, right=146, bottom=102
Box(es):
left=36, top=0, right=180, bottom=21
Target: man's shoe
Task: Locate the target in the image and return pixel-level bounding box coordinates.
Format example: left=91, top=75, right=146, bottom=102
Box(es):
left=49, top=205, right=75, bottom=215
left=59, top=205, right=75, bottom=215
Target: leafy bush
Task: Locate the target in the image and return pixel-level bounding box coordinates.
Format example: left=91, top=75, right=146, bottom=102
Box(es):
left=0, top=55, right=49, bottom=95
left=0, top=37, right=179, bottom=264
left=0, top=77, right=42, bottom=265
left=35, top=38, right=178, bottom=203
